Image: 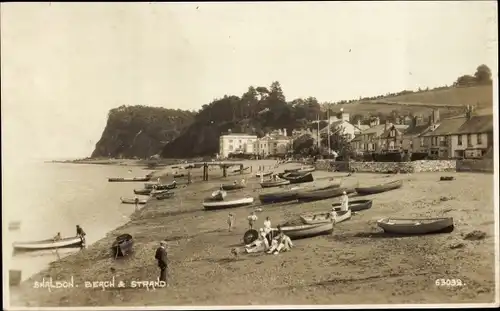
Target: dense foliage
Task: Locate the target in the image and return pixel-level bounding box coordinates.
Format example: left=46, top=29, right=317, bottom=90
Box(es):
left=91, top=105, right=195, bottom=159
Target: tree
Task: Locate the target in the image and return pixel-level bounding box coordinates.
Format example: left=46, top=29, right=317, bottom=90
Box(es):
left=320, top=131, right=354, bottom=161
left=292, top=134, right=316, bottom=156
left=474, top=64, right=492, bottom=84
left=455, top=75, right=477, bottom=87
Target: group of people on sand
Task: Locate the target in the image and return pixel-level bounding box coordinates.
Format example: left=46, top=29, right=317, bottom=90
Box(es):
left=229, top=211, right=294, bottom=256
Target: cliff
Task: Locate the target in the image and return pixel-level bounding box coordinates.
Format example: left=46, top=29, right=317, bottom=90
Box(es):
left=91, top=105, right=195, bottom=159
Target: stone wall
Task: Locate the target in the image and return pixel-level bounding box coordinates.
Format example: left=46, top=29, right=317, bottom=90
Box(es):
left=456, top=159, right=494, bottom=173
left=314, top=159, right=457, bottom=173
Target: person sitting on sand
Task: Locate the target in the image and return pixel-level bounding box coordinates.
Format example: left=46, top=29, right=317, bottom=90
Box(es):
left=53, top=232, right=61, bottom=241
left=248, top=211, right=258, bottom=229
left=245, top=228, right=270, bottom=253
left=267, top=227, right=293, bottom=255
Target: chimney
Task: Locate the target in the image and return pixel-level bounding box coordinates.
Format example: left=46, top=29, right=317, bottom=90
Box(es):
left=433, top=109, right=440, bottom=123
left=465, top=105, right=472, bottom=120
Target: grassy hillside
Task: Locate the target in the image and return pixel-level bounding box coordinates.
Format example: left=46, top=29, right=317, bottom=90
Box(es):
left=329, top=85, right=493, bottom=118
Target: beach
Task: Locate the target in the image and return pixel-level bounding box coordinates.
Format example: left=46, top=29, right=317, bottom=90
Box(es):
left=10, top=160, right=497, bottom=306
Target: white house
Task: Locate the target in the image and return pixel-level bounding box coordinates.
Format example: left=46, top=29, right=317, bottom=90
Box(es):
left=254, top=131, right=292, bottom=157
left=219, top=133, right=258, bottom=158
left=319, top=112, right=361, bottom=141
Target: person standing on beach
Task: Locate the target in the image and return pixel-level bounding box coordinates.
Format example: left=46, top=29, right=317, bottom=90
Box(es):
left=227, top=213, right=235, bottom=232
left=155, top=241, right=169, bottom=284
left=76, top=225, right=86, bottom=247
left=157, top=177, right=161, bottom=184
left=187, top=170, right=192, bottom=184
left=340, top=191, right=349, bottom=212
left=134, top=195, right=140, bottom=210
left=248, top=211, right=258, bottom=230
left=263, top=216, right=272, bottom=236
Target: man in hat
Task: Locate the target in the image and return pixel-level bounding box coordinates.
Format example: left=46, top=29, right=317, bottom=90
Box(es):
left=155, top=241, right=169, bottom=283
left=340, top=191, right=349, bottom=212
left=227, top=213, right=235, bottom=232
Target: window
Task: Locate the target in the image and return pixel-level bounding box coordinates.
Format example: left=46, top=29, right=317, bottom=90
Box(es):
left=229, top=139, right=233, bottom=143
left=458, top=135, right=462, bottom=145
left=467, top=134, right=472, bottom=146
left=229, top=145, right=233, bottom=151
left=420, top=137, right=424, bottom=146
left=477, top=134, right=482, bottom=144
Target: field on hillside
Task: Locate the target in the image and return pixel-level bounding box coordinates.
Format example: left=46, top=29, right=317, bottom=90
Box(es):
left=335, top=85, right=493, bottom=117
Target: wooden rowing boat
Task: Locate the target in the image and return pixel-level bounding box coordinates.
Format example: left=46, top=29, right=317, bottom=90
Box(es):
left=134, top=188, right=152, bottom=195
left=297, top=166, right=316, bottom=174
left=258, top=182, right=340, bottom=204
left=440, top=176, right=455, bottom=181
left=355, top=180, right=403, bottom=195
left=232, top=166, right=250, bottom=173
left=284, top=167, right=301, bottom=173
left=332, top=199, right=372, bottom=212
left=111, top=233, right=134, bottom=257
left=203, top=197, right=254, bottom=210
left=108, top=177, right=151, bottom=182
left=270, top=222, right=334, bottom=240
left=300, top=209, right=352, bottom=225
left=260, top=179, right=291, bottom=188
left=256, top=171, right=274, bottom=178
left=282, top=172, right=314, bottom=184
left=13, top=236, right=84, bottom=252
left=120, top=197, right=147, bottom=204
left=221, top=183, right=246, bottom=191
left=296, top=187, right=355, bottom=203
left=377, top=217, right=454, bottom=235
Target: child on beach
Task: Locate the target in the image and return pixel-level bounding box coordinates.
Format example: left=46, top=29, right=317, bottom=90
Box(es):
left=227, top=213, right=235, bottom=232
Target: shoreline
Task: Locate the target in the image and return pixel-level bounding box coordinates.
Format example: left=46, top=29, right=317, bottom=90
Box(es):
left=9, top=161, right=497, bottom=307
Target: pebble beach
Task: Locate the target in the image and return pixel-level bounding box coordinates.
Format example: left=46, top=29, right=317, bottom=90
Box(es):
left=9, top=160, right=497, bottom=307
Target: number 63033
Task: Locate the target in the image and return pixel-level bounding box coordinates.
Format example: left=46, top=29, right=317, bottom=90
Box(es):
left=435, top=279, right=464, bottom=287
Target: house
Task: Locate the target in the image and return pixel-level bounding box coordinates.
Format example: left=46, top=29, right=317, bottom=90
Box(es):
left=420, top=117, right=466, bottom=158
left=351, top=121, right=397, bottom=154
left=319, top=112, right=364, bottom=141
left=380, top=110, right=439, bottom=153
left=447, top=114, right=494, bottom=158
left=219, top=133, right=258, bottom=158
left=254, top=131, right=293, bottom=157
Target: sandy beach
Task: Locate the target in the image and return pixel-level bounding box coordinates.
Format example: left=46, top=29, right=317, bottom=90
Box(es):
left=10, top=160, right=497, bottom=306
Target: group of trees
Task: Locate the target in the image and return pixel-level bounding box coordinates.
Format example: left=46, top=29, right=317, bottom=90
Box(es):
left=454, top=64, right=492, bottom=87
left=92, top=105, right=195, bottom=159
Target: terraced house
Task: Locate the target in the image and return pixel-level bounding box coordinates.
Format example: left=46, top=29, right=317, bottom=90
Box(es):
left=420, top=107, right=493, bottom=159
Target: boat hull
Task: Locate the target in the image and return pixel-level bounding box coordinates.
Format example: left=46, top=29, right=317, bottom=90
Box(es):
left=13, top=237, right=84, bottom=252
left=108, top=177, right=150, bottom=182
left=111, top=234, right=134, bottom=257
left=300, top=210, right=352, bottom=225
left=256, top=171, right=273, bottom=177
left=134, top=189, right=152, bottom=195
left=203, top=198, right=254, bottom=210
left=260, top=180, right=291, bottom=188
left=377, top=217, right=454, bottom=235
left=121, top=198, right=147, bottom=204
left=282, top=172, right=314, bottom=184
left=221, top=184, right=246, bottom=191
left=332, top=199, right=372, bottom=212
left=355, top=180, right=403, bottom=195
left=296, top=187, right=355, bottom=203
left=156, top=192, right=175, bottom=200
left=244, top=222, right=334, bottom=242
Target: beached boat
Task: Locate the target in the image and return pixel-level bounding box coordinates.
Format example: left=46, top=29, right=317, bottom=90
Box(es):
left=332, top=199, right=372, bottom=212
left=300, top=209, right=352, bottom=225
left=284, top=167, right=301, bottom=173
left=259, top=188, right=301, bottom=204
left=232, top=166, right=250, bottom=173
left=111, top=233, right=134, bottom=257
left=210, top=190, right=227, bottom=201
left=134, top=188, right=152, bottom=195
left=355, top=180, right=403, bottom=195
left=120, top=197, right=148, bottom=205
left=296, top=187, right=355, bottom=203
left=108, top=177, right=151, bottom=182
left=221, top=183, right=246, bottom=191
left=260, top=179, right=291, bottom=188
left=297, top=166, right=316, bottom=174
left=203, top=197, right=254, bottom=210
left=440, top=176, right=455, bottom=181
left=13, top=236, right=84, bottom=252
left=150, top=189, right=171, bottom=197
left=173, top=173, right=185, bottom=178
left=156, top=191, right=175, bottom=200
left=377, top=217, right=454, bottom=235
left=282, top=172, right=314, bottom=184
left=256, top=171, right=274, bottom=178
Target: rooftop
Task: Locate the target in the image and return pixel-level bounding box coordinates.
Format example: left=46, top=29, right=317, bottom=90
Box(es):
left=221, top=133, right=257, bottom=137
left=421, top=117, right=466, bottom=137
left=454, top=115, right=494, bottom=134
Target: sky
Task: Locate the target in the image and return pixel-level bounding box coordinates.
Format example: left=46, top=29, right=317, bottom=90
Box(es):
left=1, top=2, right=498, bottom=160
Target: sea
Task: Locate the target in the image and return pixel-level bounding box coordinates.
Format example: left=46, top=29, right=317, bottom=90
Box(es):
left=2, top=160, right=154, bottom=283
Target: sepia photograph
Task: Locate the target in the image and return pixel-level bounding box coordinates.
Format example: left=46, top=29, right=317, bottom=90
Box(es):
left=2, top=1, right=498, bottom=309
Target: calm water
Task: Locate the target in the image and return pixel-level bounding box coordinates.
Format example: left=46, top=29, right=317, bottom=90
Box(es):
left=2, top=161, right=154, bottom=281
